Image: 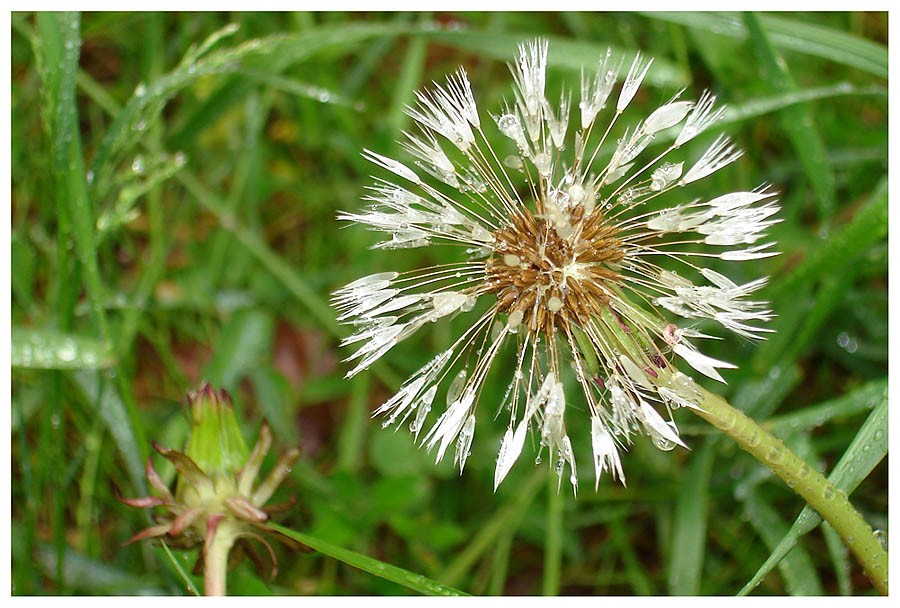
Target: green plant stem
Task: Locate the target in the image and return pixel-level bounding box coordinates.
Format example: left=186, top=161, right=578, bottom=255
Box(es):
left=692, top=386, right=887, bottom=595
left=203, top=524, right=238, bottom=596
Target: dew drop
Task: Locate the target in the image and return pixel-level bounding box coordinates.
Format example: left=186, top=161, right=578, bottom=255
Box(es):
left=766, top=445, right=785, bottom=465
left=57, top=340, right=77, bottom=362
left=652, top=435, right=676, bottom=451
left=446, top=369, right=467, bottom=406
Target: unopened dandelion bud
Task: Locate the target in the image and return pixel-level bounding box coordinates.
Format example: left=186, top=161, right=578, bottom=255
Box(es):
left=116, top=384, right=300, bottom=595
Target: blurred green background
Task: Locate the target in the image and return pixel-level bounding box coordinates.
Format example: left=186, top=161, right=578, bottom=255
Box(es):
left=11, top=11, right=887, bottom=596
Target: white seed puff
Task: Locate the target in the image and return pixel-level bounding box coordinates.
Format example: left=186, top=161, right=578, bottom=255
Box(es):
left=334, top=40, right=778, bottom=493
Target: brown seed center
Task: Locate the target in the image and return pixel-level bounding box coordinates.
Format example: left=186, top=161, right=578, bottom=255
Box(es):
left=481, top=206, right=625, bottom=335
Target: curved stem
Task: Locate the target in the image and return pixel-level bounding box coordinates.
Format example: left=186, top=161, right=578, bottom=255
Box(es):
left=692, top=386, right=887, bottom=595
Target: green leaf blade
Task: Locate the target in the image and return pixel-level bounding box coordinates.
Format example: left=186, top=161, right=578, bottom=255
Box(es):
left=12, top=328, right=113, bottom=370
left=267, top=523, right=468, bottom=596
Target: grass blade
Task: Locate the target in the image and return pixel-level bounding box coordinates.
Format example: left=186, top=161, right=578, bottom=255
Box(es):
left=543, top=472, right=563, bottom=595
left=760, top=13, right=887, bottom=78
left=167, top=22, right=414, bottom=150
left=386, top=36, right=426, bottom=142
left=763, top=378, right=886, bottom=434
left=266, top=522, right=467, bottom=596
left=12, top=327, right=113, bottom=369
left=419, top=30, right=688, bottom=87
left=826, top=397, right=888, bottom=491
left=642, top=12, right=887, bottom=78
left=742, top=488, right=823, bottom=595
left=158, top=541, right=201, bottom=596
left=69, top=371, right=146, bottom=494
left=440, top=468, right=544, bottom=587
left=668, top=443, right=714, bottom=594
left=821, top=522, right=852, bottom=596
left=88, top=22, right=250, bottom=194
left=41, top=12, right=112, bottom=345
left=721, top=83, right=885, bottom=126
left=745, top=12, right=836, bottom=223
left=769, top=176, right=887, bottom=299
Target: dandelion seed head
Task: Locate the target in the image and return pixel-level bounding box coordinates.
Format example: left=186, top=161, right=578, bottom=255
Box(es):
left=335, top=40, right=778, bottom=492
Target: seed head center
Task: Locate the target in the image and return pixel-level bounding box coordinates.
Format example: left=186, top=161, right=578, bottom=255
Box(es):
left=484, top=207, right=625, bottom=334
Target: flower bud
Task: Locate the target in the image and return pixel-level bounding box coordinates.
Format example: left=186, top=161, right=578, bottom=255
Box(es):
left=116, top=383, right=300, bottom=593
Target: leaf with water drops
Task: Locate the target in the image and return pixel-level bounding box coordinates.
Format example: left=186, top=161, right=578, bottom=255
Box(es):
left=96, top=151, right=187, bottom=236
left=739, top=387, right=887, bottom=595
left=88, top=22, right=267, bottom=197
left=12, top=328, right=113, bottom=370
